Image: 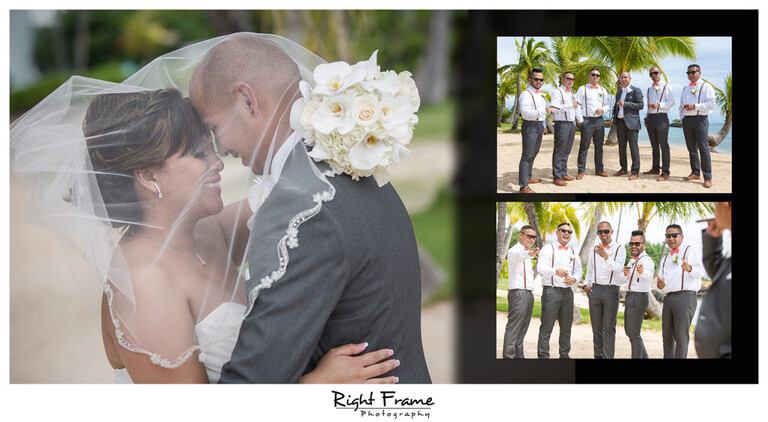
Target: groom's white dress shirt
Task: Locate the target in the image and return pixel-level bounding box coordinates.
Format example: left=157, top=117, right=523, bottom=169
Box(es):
left=575, top=84, right=609, bottom=118
left=623, top=251, right=655, bottom=293
left=658, top=244, right=705, bottom=294
left=551, top=85, right=577, bottom=122
left=678, top=80, right=716, bottom=118
left=519, top=86, right=547, bottom=122
left=646, top=82, right=675, bottom=115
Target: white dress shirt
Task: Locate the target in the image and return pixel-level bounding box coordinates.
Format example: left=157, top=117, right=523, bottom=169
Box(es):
left=537, top=242, right=583, bottom=288
left=550, top=85, right=577, bottom=122
left=584, top=241, right=626, bottom=288
left=617, top=88, right=629, bottom=119
left=646, top=82, right=675, bottom=115
left=575, top=83, right=609, bottom=118
left=623, top=251, right=655, bottom=292
left=519, top=86, right=547, bottom=121
left=658, top=244, right=705, bottom=293
left=507, top=242, right=535, bottom=291
left=678, top=80, right=716, bottom=118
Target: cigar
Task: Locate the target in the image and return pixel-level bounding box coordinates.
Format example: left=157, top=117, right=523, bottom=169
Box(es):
left=697, top=218, right=715, bottom=224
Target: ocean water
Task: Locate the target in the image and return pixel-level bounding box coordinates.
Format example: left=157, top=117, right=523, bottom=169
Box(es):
left=639, top=122, right=732, bottom=155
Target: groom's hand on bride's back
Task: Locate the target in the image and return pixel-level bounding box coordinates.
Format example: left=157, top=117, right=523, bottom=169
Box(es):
left=298, top=342, right=400, bottom=384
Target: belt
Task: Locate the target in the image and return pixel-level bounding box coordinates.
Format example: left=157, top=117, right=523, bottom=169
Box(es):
left=543, top=285, right=571, bottom=290
left=666, top=290, right=695, bottom=295
left=524, top=119, right=544, bottom=122
left=554, top=120, right=574, bottom=123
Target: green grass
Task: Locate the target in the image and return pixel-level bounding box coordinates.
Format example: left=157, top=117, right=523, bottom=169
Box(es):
left=412, top=99, right=455, bottom=141
left=410, top=187, right=454, bottom=302
left=496, top=277, right=663, bottom=330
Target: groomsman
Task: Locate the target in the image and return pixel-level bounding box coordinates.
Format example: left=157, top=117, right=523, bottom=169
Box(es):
left=536, top=222, right=582, bottom=359
left=622, top=231, right=655, bottom=359
left=550, top=72, right=579, bottom=186
left=575, top=68, right=610, bottom=179
left=582, top=222, right=625, bottom=358
left=679, top=64, right=716, bottom=188
left=643, top=66, right=675, bottom=181
left=612, top=72, right=644, bottom=179
left=503, top=226, right=539, bottom=359
left=657, top=224, right=705, bottom=358
left=518, top=68, right=554, bottom=193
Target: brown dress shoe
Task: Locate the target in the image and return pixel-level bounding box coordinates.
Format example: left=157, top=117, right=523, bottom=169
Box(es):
left=628, top=173, right=638, bottom=180
left=553, top=179, right=567, bottom=187
left=528, top=178, right=541, bottom=184
left=595, top=171, right=609, bottom=177
left=613, top=170, right=628, bottom=177
left=657, top=173, right=670, bottom=181
left=576, top=173, right=584, bottom=180
left=684, top=173, right=701, bottom=181
left=519, top=186, right=535, bottom=193
left=703, top=179, right=713, bottom=188
left=562, top=175, right=575, bottom=181
left=643, top=169, right=661, bottom=175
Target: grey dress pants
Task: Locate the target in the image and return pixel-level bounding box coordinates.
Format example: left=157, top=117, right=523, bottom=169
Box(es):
left=682, top=115, right=712, bottom=180
left=624, top=291, right=649, bottom=358
left=552, top=120, right=576, bottom=179
left=616, top=119, right=640, bottom=174
left=645, top=113, right=671, bottom=174
left=519, top=120, right=544, bottom=188
left=587, top=284, right=621, bottom=358
left=503, top=289, right=534, bottom=359
left=577, top=116, right=605, bottom=173
left=662, top=290, right=698, bottom=358
left=538, top=286, right=574, bottom=358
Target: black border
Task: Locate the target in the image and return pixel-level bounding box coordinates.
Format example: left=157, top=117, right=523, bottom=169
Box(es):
left=455, top=10, right=757, bottom=383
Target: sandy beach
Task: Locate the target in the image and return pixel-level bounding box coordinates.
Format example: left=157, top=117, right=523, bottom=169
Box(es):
left=497, top=131, right=732, bottom=193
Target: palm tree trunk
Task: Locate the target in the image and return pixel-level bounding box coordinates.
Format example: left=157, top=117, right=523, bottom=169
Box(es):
left=414, top=10, right=451, bottom=105
left=708, top=119, right=731, bottom=151
left=523, top=202, right=542, bottom=250
left=545, top=113, right=555, bottom=134
left=496, top=202, right=507, bottom=285
left=578, top=206, right=602, bottom=266
left=511, top=75, right=521, bottom=129
left=497, top=97, right=505, bottom=126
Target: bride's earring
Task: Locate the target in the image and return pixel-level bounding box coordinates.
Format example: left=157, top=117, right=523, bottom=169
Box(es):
left=153, top=182, right=163, bottom=199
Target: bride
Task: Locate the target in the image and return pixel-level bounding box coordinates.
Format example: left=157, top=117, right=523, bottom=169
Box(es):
left=10, top=35, right=400, bottom=384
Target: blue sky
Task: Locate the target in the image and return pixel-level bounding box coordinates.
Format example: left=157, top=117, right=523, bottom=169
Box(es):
left=498, top=37, right=731, bottom=121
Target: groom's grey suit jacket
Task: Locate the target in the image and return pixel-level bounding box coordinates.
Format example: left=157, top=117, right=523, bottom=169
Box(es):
left=612, top=85, right=644, bottom=131
left=219, top=142, right=431, bottom=383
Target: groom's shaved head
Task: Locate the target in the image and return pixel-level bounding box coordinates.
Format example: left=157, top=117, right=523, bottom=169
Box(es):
left=191, top=33, right=300, bottom=116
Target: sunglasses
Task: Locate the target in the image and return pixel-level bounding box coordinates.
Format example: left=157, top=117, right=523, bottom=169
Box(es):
left=686, top=70, right=699, bottom=75
left=558, top=229, right=573, bottom=234
left=531, top=77, right=544, bottom=82
left=523, top=233, right=537, bottom=240
left=597, top=229, right=610, bottom=235
left=665, top=233, right=683, bottom=238
left=564, top=77, right=575, bottom=81
left=649, top=71, right=660, bottom=76
left=628, top=242, right=645, bottom=246
left=590, top=73, right=601, bottom=77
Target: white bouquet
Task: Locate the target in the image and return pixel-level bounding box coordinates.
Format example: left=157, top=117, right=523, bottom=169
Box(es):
left=290, top=51, right=420, bottom=186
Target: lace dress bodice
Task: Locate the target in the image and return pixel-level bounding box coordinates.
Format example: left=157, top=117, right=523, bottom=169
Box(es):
left=113, top=302, right=246, bottom=383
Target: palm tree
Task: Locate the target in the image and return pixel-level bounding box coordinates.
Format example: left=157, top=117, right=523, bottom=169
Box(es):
left=497, top=63, right=516, bottom=126
left=634, top=202, right=713, bottom=233
left=504, top=37, right=557, bottom=129
left=563, top=37, right=697, bottom=144
left=706, top=73, right=732, bottom=151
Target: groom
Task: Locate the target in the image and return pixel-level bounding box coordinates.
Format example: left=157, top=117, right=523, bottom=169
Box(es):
left=190, top=33, right=431, bottom=383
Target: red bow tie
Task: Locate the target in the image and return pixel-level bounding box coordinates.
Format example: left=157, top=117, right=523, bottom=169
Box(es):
left=590, top=85, right=598, bottom=89
left=601, top=244, right=610, bottom=248
left=558, top=245, right=569, bottom=250
left=689, top=82, right=696, bottom=87
left=669, top=248, right=679, bottom=255
left=535, top=90, right=541, bottom=94
left=565, top=88, right=571, bottom=92
left=652, top=82, right=659, bottom=86
left=524, top=248, right=530, bottom=251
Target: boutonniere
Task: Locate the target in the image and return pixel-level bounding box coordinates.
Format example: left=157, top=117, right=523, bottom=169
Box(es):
left=691, top=89, right=698, bottom=95
left=569, top=254, right=575, bottom=262
left=599, top=91, right=604, bottom=97
left=654, top=86, right=661, bottom=92
left=629, top=257, right=638, bottom=266
left=672, top=255, right=680, bottom=264
left=627, top=87, right=633, bottom=93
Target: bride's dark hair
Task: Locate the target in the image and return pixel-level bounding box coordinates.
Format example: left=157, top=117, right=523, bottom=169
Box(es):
left=83, top=88, right=210, bottom=229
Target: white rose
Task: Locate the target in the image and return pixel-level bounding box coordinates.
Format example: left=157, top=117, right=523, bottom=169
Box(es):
left=352, top=95, right=381, bottom=127
left=398, top=71, right=421, bottom=109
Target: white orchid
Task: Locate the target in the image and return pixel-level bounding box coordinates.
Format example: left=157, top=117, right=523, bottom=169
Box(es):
left=312, top=94, right=355, bottom=135
left=313, top=61, right=365, bottom=97
left=352, top=50, right=381, bottom=80
left=348, top=131, right=389, bottom=171
left=380, top=94, right=415, bottom=132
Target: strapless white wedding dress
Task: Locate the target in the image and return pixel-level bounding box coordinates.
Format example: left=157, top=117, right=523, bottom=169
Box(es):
left=113, top=302, right=246, bottom=384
